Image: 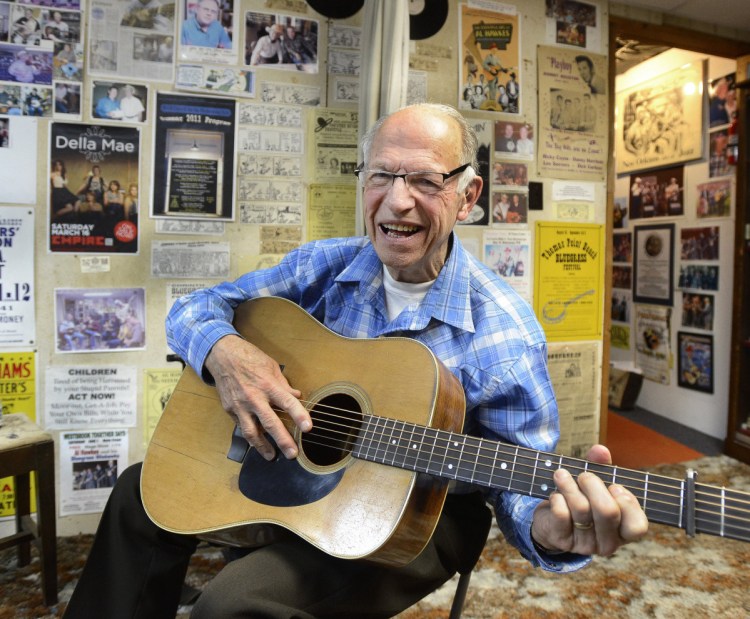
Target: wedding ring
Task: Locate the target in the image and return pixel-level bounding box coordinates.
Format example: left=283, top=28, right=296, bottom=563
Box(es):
left=573, top=521, right=594, bottom=530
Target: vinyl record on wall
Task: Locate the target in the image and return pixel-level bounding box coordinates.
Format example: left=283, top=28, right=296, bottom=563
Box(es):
left=307, top=0, right=364, bottom=19
left=409, top=0, right=449, bottom=40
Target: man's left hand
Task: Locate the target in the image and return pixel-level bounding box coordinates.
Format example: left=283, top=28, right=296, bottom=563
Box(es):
left=530, top=444, right=649, bottom=556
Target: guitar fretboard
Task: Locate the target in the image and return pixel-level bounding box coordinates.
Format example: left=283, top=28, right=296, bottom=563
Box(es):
left=352, top=414, right=750, bottom=544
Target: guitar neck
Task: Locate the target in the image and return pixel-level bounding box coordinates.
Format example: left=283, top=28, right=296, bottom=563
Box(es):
left=352, top=414, right=750, bottom=544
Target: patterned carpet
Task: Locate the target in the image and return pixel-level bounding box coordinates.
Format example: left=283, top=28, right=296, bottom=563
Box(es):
left=2, top=456, right=750, bottom=619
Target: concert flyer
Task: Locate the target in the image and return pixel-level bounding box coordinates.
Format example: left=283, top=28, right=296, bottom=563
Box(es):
left=534, top=222, right=604, bottom=341
left=48, top=122, right=141, bottom=254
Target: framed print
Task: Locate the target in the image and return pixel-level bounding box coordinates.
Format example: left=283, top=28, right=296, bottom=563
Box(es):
left=628, top=164, right=684, bottom=219
left=615, top=59, right=704, bottom=175
left=633, top=223, right=674, bottom=306
left=677, top=331, right=714, bottom=393
left=151, top=92, right=236, bottom=221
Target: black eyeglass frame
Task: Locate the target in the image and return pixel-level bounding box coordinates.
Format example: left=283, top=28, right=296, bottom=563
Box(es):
left=353, top=163, right=472, bottom=188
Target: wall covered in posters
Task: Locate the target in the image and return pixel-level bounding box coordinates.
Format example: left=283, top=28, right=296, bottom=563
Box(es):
left=0, top=0, right=622, bottom=539
left=611, top=48, right=737, bottom=440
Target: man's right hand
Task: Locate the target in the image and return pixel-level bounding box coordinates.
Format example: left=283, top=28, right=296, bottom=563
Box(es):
left=204, top=334, right=312, bottom=461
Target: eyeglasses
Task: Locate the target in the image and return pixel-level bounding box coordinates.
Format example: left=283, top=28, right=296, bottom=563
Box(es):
left=354, top=163, right=471, bottom=196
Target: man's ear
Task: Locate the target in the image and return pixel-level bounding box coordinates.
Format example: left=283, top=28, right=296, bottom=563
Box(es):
left=456, top=175, right=483, bottom=222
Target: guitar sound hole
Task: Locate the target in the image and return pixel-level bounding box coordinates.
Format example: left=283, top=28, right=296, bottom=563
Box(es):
left=302, top=393, right=363, bottom=467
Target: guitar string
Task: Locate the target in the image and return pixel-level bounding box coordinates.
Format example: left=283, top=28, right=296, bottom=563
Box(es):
left=290, top=400, right=750, bottom=512
left=272, top=413, right=750, bottom=533
left=266, top=401, right=750, bottom=527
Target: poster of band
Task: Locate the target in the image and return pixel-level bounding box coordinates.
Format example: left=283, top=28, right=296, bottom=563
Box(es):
left=458, top=2, right=520, bottom=114
left=634, top=304, right=671, bottom=384
left=59, top=429, right=128, bottom=516
left=615, top=59, right=704, bottom=175
left=534, top=222, right=604, bottom=341
left=49, top=122, right=141, bottom=254
left=151, top=92, right=236, bottom=220
left=88, top=0, right=175, bottom=82
left=537, top=45, right=607, bottom=181
left=0, top=207, right=35, bottom=347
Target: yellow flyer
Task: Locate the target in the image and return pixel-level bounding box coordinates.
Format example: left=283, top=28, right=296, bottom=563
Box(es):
left=0, top=351, right=37, bottom=517
left=143, top=368, right=183, bottom=447
left=534, top=222, right=604, bottom=341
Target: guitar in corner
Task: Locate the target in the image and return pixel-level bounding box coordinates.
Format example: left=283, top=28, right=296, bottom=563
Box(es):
left=142, top=296, right=750, bottom=568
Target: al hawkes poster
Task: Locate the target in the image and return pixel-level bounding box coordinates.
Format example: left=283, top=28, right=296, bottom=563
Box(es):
left=49, top=123, right=140, bottom=254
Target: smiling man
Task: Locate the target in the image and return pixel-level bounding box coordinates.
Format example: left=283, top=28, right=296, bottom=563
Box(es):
left=64, top=103, right=647, bottom=619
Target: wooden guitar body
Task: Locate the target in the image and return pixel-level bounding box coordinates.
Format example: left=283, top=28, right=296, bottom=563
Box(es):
left=142, top=296, right=466, bottom=566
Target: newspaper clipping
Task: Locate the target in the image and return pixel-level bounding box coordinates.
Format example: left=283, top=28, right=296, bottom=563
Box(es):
left=151, top=240, right=230, bottom=278
left=547, top=341, right=600, bottom=457
left=88, top=0, right=176, bottom=81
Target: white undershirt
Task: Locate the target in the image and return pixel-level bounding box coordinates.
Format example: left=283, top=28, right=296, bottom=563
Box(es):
left=382, top=267, right=434, bottom=322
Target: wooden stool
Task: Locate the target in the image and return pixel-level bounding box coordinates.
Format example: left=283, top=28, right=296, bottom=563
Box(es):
left=0, top=413, right=57, bottom=605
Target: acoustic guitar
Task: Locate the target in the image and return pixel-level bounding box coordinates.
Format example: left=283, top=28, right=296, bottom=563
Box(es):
left=142, top=296, right=750, bottom=567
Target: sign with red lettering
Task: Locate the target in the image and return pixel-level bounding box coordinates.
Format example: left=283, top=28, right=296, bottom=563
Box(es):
left=48, top=123, right=141, bottom=254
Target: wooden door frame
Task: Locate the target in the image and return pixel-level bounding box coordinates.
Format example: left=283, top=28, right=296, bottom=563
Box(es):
left=600, top=18, right=750, bottom=442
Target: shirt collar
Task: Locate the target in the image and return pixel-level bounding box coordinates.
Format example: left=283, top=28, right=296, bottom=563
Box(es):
left=334, top=233, right=476, bottom=333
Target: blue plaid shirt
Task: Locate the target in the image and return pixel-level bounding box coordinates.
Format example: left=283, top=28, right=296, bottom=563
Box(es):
left=166, top=234, right=589, bottom=572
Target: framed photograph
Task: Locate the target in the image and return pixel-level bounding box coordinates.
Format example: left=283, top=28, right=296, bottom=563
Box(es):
left=680, top=226, right=719, bottom=260
left=633, top=223, right=674, bottom=306
left=677, top=331, right=714, bottom=393
left=613, top=231, right=632, bottom=263
left=54, top=287, right=146, bottom=353
left=628, top=164, right=684, bottom=219
left=151, top=92, right=236, bottom=220
left=90, top=81, right=148, bottom=123
left=615, top=59, right=704, bottom=175
left=680, top=292, right=714, bottom=331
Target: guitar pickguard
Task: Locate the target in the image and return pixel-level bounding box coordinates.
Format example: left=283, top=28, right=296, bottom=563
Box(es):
left=238, top=439, right=345, bottom=507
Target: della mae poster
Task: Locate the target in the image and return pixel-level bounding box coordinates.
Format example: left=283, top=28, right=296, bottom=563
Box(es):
left=49, top=123, right=141, bottom=254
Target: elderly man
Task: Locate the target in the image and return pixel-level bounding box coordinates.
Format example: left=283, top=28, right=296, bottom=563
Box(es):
left=64, top=103, right=647, bottom=619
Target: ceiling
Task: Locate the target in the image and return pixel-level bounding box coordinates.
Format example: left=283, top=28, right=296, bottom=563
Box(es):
left=613, top=1, right=750, bottom=74
left=616, top=0, right=750, bottom=35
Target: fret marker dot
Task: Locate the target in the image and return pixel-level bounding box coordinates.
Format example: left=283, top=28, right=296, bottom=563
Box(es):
left=412, top=444, right=417, bottom=449
left=453, top=441, right=459, bottom=447
left=448, top=464, right=453, bottom=470
left=391, top=440, right=397, bottom=445
left=501, top=463, right=507, bottom=469
left=545, top=460, right=552, bottom=467
left=541, top=484, right=549, bottom=492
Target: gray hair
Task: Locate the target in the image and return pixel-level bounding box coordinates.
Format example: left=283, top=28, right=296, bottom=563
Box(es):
left=360, top=103, right=479, bottom=193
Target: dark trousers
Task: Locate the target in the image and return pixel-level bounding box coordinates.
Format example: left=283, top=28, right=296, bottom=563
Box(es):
left=64, top=463, right=491, bottom=619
